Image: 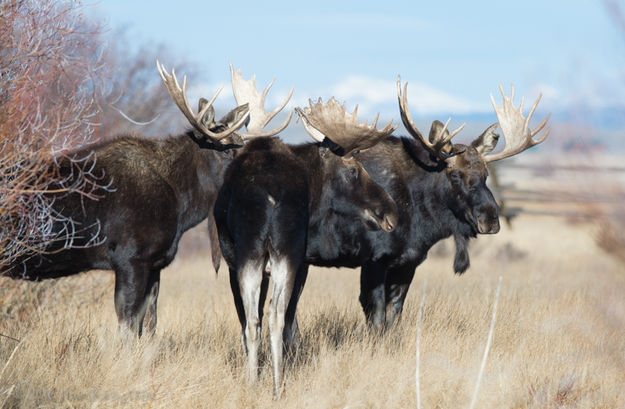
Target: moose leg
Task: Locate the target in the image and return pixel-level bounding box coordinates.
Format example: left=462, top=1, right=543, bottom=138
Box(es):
left=359, top=261, right=387, bottom=332
left=258, top=273, right=270, bottom=331
left=359, top=262, right=386, bottom=332
left=228, top=267, right=248, bottom=354
left=142, top=269, right=161, bottom=337
left=267, top=257, right=296, bottom=398
left=238, top=259, right=264, bottom=384
left=284, top=263, right=309, bottom=350
left=114, top=263, right=151, bottom=337
left=384, top=263, right=417, bottom=327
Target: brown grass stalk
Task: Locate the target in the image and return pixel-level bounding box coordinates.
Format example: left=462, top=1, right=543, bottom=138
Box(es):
left=0, top=215, right=622, bottom=408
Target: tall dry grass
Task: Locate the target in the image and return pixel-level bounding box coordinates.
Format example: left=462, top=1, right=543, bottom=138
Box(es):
left=0, top=214, right=623, bottom=408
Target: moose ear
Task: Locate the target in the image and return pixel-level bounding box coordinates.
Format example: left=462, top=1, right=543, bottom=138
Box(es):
left=218, top=103, right=249, bottom=129
left=471, top=123, right=499, bottom=155
left=428, top=120, right=449, bottom=144
left=428, top=120, right=454, bottom=155
left=198, top=98, right=216, bottom=129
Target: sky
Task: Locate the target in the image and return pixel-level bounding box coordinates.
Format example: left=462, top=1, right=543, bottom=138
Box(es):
left=83, top=0, right=625, bottom=140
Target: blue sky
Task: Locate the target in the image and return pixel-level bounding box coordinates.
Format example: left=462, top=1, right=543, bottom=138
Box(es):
left=84, top=1, right=624, bottom=137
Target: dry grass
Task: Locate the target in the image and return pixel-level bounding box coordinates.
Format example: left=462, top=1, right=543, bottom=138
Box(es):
left=0, top=215, right=623, bottom=408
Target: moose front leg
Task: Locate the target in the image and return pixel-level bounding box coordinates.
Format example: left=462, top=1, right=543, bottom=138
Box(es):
left=284, top=262, right=309, bottom=351
left=359, top=261, right=387, bottom=332
left=384, top=263, right=418, bottom=327
left=114, top=263, right=152, bottom=338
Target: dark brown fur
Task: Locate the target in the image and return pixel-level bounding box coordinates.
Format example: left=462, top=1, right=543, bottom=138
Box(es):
left=6, top=123, right=238, bottom=336
left=301, top=129, right=501, bottom=329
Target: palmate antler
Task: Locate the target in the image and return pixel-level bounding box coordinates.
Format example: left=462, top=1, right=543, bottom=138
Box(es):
left=396, top=76, right=465, bottom=160
left=485, top=85, right=550, bottom=162
left=156, top=60, right=249, bottom=143
left=295, top=97, right=397, bottom=157
left=229, top=63, right=294, bottom=139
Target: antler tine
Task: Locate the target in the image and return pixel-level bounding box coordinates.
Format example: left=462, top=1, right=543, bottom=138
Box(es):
left=484, top=84, right=550, bottom=162
left=397, top=76, right=427, bottom=143
left=527, top=94, right=550, bottom=140
left=435, top=119, right=465, bottom=148
left=371, top=113, right=380, bottom=129
left=260, top=76, right=295, bottom=129
left=229, top=63, right=294, bottom=140
left=197, top=83, right=225, bottom=120
left=447, top=122, right=466, bottom=140
left=296, top=97, right=397, bottom=156
left=156, top=60, right=249, bottom=142
left=295, top=101, right=325, bottom=143
left=397, top=76, right=463, bottom=160
left=437, top=118, right=450, bottom=145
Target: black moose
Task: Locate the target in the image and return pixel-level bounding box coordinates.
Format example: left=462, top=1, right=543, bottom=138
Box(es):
left=214, top=66, right=398, bottom=395
left=2, top=62, right=291, bottom=337
left=300, top=79, right=550, bottom=330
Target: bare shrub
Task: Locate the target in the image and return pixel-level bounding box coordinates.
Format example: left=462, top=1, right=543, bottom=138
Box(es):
left=0, top=0, right=111, bottom=272
left=97, top=32, right=199, bottom=139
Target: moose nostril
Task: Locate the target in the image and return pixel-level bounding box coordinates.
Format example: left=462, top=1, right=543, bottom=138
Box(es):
left=385, top=216, right=395, bottom=231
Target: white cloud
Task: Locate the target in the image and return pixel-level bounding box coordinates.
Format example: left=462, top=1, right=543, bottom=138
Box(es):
left=188, top=76, right=562, bottom=127
left=390, top=80, right=490, bottom=116
left=283, top=75, right=490, bottom=118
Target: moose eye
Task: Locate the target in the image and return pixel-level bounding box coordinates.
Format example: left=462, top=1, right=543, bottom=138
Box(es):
left=342, top=166, right=359, bottom=181
left=449, top=169, right=464, bottom=183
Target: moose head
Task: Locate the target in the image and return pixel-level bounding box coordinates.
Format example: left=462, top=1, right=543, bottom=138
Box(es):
left=397, top=77, right=549, bottom=271
left=296, top=97, right=398, bottom=233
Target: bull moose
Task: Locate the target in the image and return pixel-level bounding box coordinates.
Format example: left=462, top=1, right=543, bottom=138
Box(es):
left=300, top=78, right=550, bottom=330
left=3, top=62, right=266, bottom=337
left=214, top=66, right=398, bottom=395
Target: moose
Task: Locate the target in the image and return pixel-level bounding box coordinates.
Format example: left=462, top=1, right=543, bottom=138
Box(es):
left=296, top=78, right=550, bottom=330
left=214, top=66, right=398, bottom=396
left=2, top=62, right=292, bottom=337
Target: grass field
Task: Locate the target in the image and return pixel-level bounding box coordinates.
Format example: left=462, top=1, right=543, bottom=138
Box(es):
left=0, top=212, right=623, bottom=408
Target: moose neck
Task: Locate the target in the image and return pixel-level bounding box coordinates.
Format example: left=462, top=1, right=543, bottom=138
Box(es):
left=397, top=136, right=475, bottom=271
left=161, top=132, right=236, bottom=231
left=288, top=142, right=378, bottom=267
left=288, top=143, right=340, bottom=218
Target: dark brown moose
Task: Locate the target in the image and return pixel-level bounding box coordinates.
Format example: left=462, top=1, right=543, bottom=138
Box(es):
left=214, top=65, right=398, bottom=396
left=4, top=62, right=256, bottom=337
left=302, top=78, right=550, bottom=330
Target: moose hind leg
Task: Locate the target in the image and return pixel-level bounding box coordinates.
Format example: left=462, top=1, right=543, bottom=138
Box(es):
left=239, top=259, right=264, bottom=384
left=114, top=263, right=151, bottom=338
left=267, top=257, right=296, bottom=397
left=228, top=268, right=247, bottom=353
left=142, top=269, right=161, bottom=337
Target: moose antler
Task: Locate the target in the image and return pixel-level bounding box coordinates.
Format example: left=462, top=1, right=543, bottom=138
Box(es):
left=484, top=85, right=550, bottom=162
left=295, top=97, right=396, bottom=156
left=229, top=63, right=293, bottom=139
left=156, top=60, right=249, bottom=142
left=396, top=76, right=465, bottom=160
